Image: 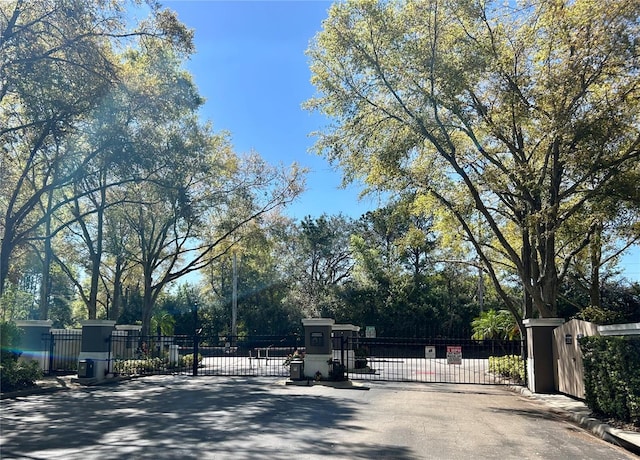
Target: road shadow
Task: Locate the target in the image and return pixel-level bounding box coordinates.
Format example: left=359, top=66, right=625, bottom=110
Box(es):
left=1, top=375, right=414, bottom=459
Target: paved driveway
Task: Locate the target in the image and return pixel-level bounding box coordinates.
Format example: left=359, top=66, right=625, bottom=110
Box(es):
left=0, top=376, right=636, bottom=459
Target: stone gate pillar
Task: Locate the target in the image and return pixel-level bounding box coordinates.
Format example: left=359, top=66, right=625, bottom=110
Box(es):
left=302, top=318, right=334, bottom=379
left=78, top=320, right=115, bottom=384
left=524, top=318, right=564, bottom=393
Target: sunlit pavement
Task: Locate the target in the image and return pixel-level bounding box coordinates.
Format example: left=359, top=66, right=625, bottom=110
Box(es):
left=0, top=375, right=637, bottom=459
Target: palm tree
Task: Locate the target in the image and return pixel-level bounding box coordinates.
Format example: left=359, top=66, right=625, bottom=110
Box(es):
left=472, top=310, right=520, bottom=354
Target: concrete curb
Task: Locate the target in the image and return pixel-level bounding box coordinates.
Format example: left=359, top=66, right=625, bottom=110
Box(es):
left=508, top=385, right=640, bottom=456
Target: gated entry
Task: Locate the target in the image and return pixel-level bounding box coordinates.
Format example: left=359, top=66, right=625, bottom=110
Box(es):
left=106, top=333, right=523, bottom=385
left=108, top=334, right=301, bottom=378
left=346, top=337, right=524, bottom=385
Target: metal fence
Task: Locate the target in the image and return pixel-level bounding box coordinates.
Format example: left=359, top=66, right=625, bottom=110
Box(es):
left=109, top=334, right=303, bottom=378
left=346, top=337, right=525, bottom=385
left=42, top=330, right=524, bottom=385
left=42, top=330, right=82, bottom=375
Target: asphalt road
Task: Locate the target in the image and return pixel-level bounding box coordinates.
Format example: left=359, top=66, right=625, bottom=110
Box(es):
left=0, top=376, right=636, bottom=459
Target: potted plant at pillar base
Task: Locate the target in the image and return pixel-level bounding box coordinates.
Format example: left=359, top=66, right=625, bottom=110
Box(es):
left=284, top=350, right=305, bottom=380
left=283, top=349, right=305, bottom=368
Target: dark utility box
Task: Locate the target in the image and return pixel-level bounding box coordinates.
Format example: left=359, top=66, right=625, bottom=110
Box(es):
left=290, top=359, right=304, bottom=380
left=78, top=359, right=94, bottom=378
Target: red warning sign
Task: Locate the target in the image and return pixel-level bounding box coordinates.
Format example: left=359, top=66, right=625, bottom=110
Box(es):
left=447, top=346, right=462, bottom=365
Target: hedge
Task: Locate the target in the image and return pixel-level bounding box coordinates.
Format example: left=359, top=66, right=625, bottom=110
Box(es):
left=1, top=321, right=43, bottom=393
left=488, top=355, right=525, bottom=383
left=579, top=335, right=640, bottom=425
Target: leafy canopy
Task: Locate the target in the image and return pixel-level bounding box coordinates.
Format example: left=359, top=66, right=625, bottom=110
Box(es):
left=306, top=0, right=640, bottom=320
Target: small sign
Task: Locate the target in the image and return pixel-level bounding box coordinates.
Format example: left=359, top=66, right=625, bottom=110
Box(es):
left=447, top=346, right=462, bottom=365
left=365, top=326, right=376, bottom=338
left=425, top=346, right=436, bottom=359
left=310, top=332, right=324, bottom=347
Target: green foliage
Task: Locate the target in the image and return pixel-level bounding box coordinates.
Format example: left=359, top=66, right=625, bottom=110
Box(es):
left=580, top=336, right=640, bottom=425
left=289, top=214, right=356, bottom=318
left=576, top=306, right=626, bottom=325
left=1, top=359, right=43, bottom=393
left=0, top=281, right=39, bottom=322
left=560, top=277, right=640, bottom=324
left=181, top=353, right=203, bottom=369
left=113, top=357, right=166, bottom=374
left=488, top=355, right=525, bottom=383
left=0, top=321, right=42, bottom=392
left=472, top=310, right=520, bottom=340
left=306, top=0, right=640, bottom=321
left=0, top=321, right=22, bottom=351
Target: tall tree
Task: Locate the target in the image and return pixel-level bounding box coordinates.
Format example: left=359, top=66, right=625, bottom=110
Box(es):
left=0, top=0, right=192, bottom=301
left=125, top=141, right=303, bottom=336
left=289, top=214, right=355, bottom=317
left=52, top=31, right=200, bottom=320
left=306, top=0, right=640, bottom=327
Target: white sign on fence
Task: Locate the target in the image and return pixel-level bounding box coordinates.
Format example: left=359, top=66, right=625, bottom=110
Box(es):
left=425, top=346, right=436, bottom=359
left=447, top=346, right=462, bottom=365
left=365, top=326, right=376, bottom=338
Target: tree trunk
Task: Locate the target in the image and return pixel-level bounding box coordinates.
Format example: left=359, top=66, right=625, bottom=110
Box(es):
left=39, top=233, right=52, bottom=320
left=589, top=221, right=603, bottom=308
left=0, top=224, right=13, bottom=297
left=141, top=269, right=154, bottom=337
left=109, top=256, right=124, bottom=322
left=38, top=187, right=54, bottom=319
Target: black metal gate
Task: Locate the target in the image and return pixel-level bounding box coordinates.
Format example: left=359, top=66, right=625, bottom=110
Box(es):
left=344, top=337, right=525, bottom=385
left=107, top=333, right=524, bottom=385
left=109, top=334, right=302, bottom=378
left=42, top=330, right=82, bottom=375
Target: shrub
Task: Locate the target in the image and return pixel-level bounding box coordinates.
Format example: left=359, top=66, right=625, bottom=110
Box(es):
left=489, top=355, right=525, bottom=383
left=0, top=321, right=43, bottom=392
left=113, top=357, right=165, bottom=374
left=1, top=359, right=43, bottom=392
left=580, top=336, right=640, bottom=425
left=180, top=353, right=202, bottom=369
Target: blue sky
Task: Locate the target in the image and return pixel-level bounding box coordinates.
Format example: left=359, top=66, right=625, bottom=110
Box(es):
left=163, top=0, right=381, bottom=221
left=159, top=1, right=639, bottom=282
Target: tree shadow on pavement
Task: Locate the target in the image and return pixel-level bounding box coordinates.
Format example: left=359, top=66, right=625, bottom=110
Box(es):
left=1, top=375, right=414, bottom=459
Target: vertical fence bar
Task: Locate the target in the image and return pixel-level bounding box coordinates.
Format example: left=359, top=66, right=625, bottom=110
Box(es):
left=47, top=332, right=54, bottom=376
left=192, top=333, right=199, bottom=377
left=193, top=301, right=199, bottom=377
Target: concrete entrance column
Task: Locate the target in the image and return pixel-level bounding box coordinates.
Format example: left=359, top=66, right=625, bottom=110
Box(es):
left=15, top=320, right=52, bottom=372
left=523, top=318, right=565, bottom=393
left=78, top=320, right=116, bottom=384
left=302, top=318, right=334, bottom=379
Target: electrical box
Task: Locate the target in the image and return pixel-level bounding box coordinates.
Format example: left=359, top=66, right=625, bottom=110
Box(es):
left=290, top=359, right=304, bottom=380
left=78, top=359, right=94, bottom=378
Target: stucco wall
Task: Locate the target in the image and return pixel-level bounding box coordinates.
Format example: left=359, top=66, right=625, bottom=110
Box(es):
left=553, top=319, right=599, bottom=399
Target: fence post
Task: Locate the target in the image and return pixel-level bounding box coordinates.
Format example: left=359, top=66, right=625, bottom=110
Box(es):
left=48, top=332, right=55, bottom=375
left=193, top=300, right=199, bottom=377
left=192, top=333, right=199, bottom=376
